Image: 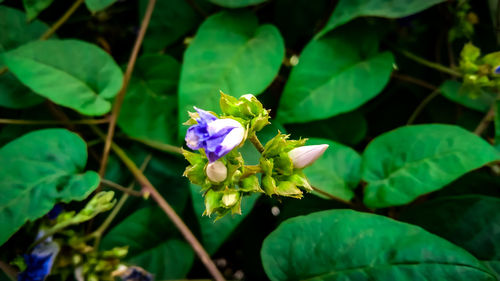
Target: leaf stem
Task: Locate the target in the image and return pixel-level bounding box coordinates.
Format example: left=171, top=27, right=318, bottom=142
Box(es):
left=126, top=136, right=183, bottom=155
left=398, top=49, right=463, bottom=77
left=407, top=89, right=441, bottom=125
left=249, top=133, right=265, bottom=153
left=0, top=118, right=110, bottom=125
left=100, top=179, right=144, bottom=197
left=391, top=73, right=438, bottom=91
left=40, top=0, right=85, bottom=40
left=92, top=155, right=152, bottom=248
left=91, top=126, right=226, bottom=281
left=474, top=102, right=497, bottom=135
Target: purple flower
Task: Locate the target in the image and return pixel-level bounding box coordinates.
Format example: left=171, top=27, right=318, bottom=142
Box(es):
left=185, top=107, right=245, bottom=162
left=47, top=204, right=63, bottom=220
left=495, top=65, right=500, bottom=75
left=18, top=239, right=59, bottom=281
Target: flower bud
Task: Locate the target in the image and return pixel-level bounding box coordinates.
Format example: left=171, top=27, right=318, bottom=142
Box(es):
left=288, top=144, right=329, bottom=169
left=222, top=191, right=240, bottom=208
left=206, top=161, right=227, bottom=183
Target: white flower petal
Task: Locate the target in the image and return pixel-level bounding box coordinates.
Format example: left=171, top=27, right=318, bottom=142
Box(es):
left=288, top=144, right=329, bottom=169
left=220, top=126, right=245, bottom=151
left=207, top=118, right=243, bottom=135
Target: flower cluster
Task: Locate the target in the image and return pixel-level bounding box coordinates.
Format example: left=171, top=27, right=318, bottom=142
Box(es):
left=459, top=42, right=500, bottom=96
left=183, top=93, right=328, bottom=219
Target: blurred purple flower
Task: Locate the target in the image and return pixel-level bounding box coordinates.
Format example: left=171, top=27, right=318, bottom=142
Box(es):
left=18, top=237, right=59, bottom=281
left=494, top=65, right=500, bottom=74
left=185, top=107, right=245, bottom=162
left=47, top=204, right=63, bottom=220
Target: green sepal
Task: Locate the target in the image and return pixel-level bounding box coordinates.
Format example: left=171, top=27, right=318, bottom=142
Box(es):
left=203, top=189, right=224, bottom=216
left=222, top=190, right=240, bottom=208
left=274, top=152, right=294, bottom=176
left=219, top=91, right=270, bottom=132
left=239, top=175, right=264, bottom=193
left=460, top=42, right=481, bottom=73
left=262, top=175, right=277, bottom=196
left=288, top=171, right=313, bottom=192
left=276, top=181, right=303, bottom=198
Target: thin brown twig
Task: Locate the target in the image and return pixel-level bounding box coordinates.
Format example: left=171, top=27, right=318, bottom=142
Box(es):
left=249, top=134, right=265, bottom=153
left=91, top=126, right=225, bottom=281
left=0, top=261, right=16, bottom=281
left=100, top=179, right=143, bottom=197
left=474, top=103, right=497, bottom=136
left=184, top=0, right=208, bottom=18
left=98, top=0, right=157, bottom=178
left=391, top=73, right=438, bottom=91
left=407, top=89, right=441, bottom=125
left=127, top=136, right=183, bottom=155
left=311, top=186, right=356, bottom=207
left=0, top=117, right=110, bottom=125
left=40, top=0, right=85, bottom=40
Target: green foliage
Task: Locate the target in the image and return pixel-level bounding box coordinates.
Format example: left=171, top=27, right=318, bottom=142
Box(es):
left=277, top=24, right=394, bottom=123
left=0, top=6, right=46, bottom=108
left=261, top=209, right=495, bottom=281
left=441, top=80, right=496, bottom=112
left=178, top=11, right=284, bottom=134
left=208, top=0, right=267, bottom=8
left=118, top=54, right=180, bottom=145
left=22, top=0, right=54, bottom=20
left=362, top=125, right=499, bottom=208
left=304, top=138, right=361, bottom=201
left=84, top=0, right=117, bottom=13
left=0, top=129, right=99, bottom=245
left=317, top=0, right=446, bottom=37
left=1, top=39, right=123, bottom=115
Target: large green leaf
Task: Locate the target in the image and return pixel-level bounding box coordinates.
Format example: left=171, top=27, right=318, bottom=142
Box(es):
left=178, top=11, right=284, bottom=135
left=101, top=206, right=194, bottom=279
left=85, top=0, right=117, bottom=13
left=23, top=0, right=54, bottom=20
left=276, top=28, right=394, bottom=124
left=440, top=80, right=495, bottom=113
left=362, top=124, right=499, bottom=208
left=140, top=0, right=210, bottom=52
left=118, top=54, right=180, bottom=145
left=1, top=39, right=123, bottom=116
left=190, top=184, right=259, bottom=255
left=304, top=138, right=361, bottom=201
left=208, top=0, right=266, bottom=8
left=316, top=0, right=446, bottom=38
left=261, top=209, right=496, bottom=281
left=0, top=129, right=100, bottom=246
left=400, top=195, right=500, bottom=260
left=0, top=6, right=46, bottom=108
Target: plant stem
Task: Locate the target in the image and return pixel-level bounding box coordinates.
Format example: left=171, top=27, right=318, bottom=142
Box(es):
left=40, top=0, right=85, bottom=40
left=100, top=179, right=143, bottom=197
left=474, top=103, right=497, bottom=135
left=311, top=186, right=355, bottom=207
left=91, top=126, right=225, bottom=281
left=391, top=73, right=438, bottom=91
left=0, top=118, right=109, bottom=125
left=98, top=0, right=157, bottom=178
left=399, top=49, right=463, bottom=77
left=0, top=261, right=16, bottom=281
left=93, top=155, right=152, bottom=248
left=127, top=136, right=183, bottom=155
left=249, top=134, right=265, bottom=153
left=407, top=89, right=441, bottom=125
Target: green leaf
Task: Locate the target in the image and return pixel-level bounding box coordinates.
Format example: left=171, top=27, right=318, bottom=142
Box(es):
left=23, top=0, right=54, bottom=20
left=140, top=0, right=210, bottom=52
left=316, top=0, right=446, bottom=38
left=276, top=28, right=394, bottom=124
left=127, top=239, right=194, bottom=280
left=1, top=39, right=123, bottom=116
left=118, top=54, right=180, bottom=145
left=0, top=129, right=100, bottom=246
left=440, top=80, right=495, bottom=112
left=400, top=195, right=500, bottom=260
left=101, top=206, right=194, bottom=279
left=0, top=6, right=48, bottom=109
left=178, top=11, right=284, bottom=135
left=208, top=0, right=267, bottom=8
left=362, top=124, right=499, bottom=208
left=85, top=0, right=117, bottom=13
left=304, top=138, right=361, bottom=201
left=190, top=184, right=259, bottom=254
left=261, top=209, right=496, bottom=281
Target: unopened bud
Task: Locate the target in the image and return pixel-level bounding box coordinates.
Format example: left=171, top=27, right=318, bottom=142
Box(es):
left=222, top=191, right=240, bottom=208
left=206, top=161, right=227, bottom=183
left=288, top=144, right=329, bottom=169
left=241, top=94, right=255, bottom=101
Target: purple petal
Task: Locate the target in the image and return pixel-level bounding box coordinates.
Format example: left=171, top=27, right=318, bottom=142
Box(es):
left=495, top=65, right=500, bottom=75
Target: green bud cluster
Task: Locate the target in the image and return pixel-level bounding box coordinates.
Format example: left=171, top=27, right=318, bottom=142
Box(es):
left=448, top=1, right=477, bottom=42
left=459, top=42, right=500, bottom=96
left=183, top=93, right=319, bottom=220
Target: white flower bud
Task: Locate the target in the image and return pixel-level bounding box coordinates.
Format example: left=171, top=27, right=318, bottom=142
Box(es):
left=206, top=161, right=227, bottom=183
left=222, top=191, right=240, bottom=207
left=288, top=144, right=329, bottom=169
left=241, top=94, right=255, bottom=101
